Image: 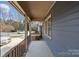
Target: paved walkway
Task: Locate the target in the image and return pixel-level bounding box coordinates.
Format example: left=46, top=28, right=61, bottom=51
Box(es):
left=25, top=41, right=54, bottom=57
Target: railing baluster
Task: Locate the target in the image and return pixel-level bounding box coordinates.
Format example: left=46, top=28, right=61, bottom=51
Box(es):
left=4, top=39, right=26, bottom=57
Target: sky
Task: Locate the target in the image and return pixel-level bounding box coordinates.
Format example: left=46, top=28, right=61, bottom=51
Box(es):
left=0, top=1, right=25, bottom=22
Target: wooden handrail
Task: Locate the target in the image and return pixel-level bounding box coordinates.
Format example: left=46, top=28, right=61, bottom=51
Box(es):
left=2, top=39, right=26, bottom=57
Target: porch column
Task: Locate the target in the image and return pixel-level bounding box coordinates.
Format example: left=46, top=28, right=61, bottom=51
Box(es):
left=24, top=14, right=28, bottom=51
left=29, top=20, right=32, bottom=41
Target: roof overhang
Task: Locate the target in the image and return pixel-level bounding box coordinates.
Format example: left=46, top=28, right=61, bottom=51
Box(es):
left=9, top=1, right=56, bottom=21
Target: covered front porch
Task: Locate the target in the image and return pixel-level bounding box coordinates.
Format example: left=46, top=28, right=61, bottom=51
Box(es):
left=1, top=1, right=79, bottom=57
left=0, top=1, right=54, bottom=57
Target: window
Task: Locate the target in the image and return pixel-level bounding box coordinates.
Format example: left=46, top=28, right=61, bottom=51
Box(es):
left=45, top=21, right=48, bottom=34
left=44, top=14, right=52, bottom=39
left=48, top=18, right=52, bottom=37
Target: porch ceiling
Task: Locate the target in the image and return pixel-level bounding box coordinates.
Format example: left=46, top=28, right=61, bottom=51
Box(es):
left=18, top=1, right=54, bottom=21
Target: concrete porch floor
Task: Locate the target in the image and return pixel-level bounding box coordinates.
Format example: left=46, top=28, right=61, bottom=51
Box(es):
left=25, top=41, right=54, bottom=57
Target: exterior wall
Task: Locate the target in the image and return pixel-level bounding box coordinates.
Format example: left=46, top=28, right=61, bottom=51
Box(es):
left=43, top=1, right=79, bottom=57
